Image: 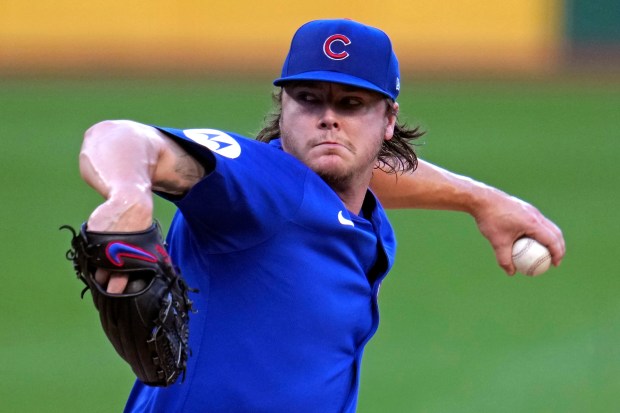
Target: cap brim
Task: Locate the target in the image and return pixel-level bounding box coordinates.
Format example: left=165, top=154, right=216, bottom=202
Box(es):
left=273, top=71, right=393, bottom=99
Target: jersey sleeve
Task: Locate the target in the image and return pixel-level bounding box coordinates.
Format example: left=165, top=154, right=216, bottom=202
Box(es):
left=153, top=126, right=308, bottom=253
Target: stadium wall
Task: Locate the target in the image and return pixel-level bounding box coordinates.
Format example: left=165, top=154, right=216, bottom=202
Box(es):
left=0, top=0, right=563, bottom=75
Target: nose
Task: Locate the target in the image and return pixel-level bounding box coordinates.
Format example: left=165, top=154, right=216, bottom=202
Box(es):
left=318, top=107, right=340, bottom=130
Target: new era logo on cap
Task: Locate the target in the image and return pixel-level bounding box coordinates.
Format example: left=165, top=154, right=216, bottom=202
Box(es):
left=274, top=19, right=401, bottom=100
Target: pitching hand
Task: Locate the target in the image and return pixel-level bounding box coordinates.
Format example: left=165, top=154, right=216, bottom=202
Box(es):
left=472, top=191, right=565, bottom=275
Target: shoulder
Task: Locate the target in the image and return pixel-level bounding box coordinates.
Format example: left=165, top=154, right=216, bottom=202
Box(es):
left=156, top=127, right=297, bottom=165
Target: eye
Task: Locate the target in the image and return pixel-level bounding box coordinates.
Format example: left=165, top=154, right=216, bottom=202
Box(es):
left=339, top=97, right=363, bottom=109
left=296, top=91, right=319, bottom=103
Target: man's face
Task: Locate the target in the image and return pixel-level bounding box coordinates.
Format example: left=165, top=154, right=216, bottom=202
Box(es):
left=279, top=81, right=397, bottom=190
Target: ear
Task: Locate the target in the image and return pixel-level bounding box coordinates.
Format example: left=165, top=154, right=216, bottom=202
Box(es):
left=384, top=101, right=399, bottom=141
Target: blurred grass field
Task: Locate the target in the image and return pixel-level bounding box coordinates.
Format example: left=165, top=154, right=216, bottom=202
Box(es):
left=1, top=75, right=618, bottom=412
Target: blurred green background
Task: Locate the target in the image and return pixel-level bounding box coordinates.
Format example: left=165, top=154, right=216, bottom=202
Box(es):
left=2, top=0, right=620, bottom=411
left=1, top=75, right=618, bottom=412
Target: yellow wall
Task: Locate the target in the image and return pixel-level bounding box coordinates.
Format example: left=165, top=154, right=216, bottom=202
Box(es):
left=0, top=0, right=563, bottom=74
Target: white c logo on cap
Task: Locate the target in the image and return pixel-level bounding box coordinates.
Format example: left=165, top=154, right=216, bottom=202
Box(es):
left=323, top=34, right=351, bottom=60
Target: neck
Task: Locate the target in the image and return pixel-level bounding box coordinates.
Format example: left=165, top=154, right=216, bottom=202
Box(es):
left=338, top=190, right=367, bottom=215
left=322, top=171, right=372, bottom=215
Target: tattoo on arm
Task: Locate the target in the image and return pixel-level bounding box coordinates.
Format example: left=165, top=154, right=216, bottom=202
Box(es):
left=152, top=142, right=206, bottom=196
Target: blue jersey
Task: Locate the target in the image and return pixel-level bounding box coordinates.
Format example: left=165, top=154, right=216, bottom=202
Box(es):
left=124, top=127, right=396, bottom=413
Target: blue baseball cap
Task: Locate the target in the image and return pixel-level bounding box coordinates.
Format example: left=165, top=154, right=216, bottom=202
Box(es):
left=274, top=19, right=401, bottom=100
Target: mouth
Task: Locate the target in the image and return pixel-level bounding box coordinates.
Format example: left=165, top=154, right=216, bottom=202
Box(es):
left=316, top=141, right=342, bottom=147
left=312, top=139, right=353, bottom=153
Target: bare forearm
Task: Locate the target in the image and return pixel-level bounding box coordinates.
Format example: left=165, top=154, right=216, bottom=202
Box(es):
left=80, top=120, right=204, bottom=231
left=371, top=159, right=565, bottom=273
left=371, top=159, right=500, bottom=214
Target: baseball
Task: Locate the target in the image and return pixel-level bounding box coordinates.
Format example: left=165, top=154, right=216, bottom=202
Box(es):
left=512, top=237, right=552, bottom=276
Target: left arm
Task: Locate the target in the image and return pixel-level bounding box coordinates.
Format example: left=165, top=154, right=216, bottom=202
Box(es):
left=370, top=159, right=565, bottom=275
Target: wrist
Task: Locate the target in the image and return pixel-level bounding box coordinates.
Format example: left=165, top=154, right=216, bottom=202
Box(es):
left=466, top=183, right=511, bottom=222
left=88, top=191, right=154, bottom=232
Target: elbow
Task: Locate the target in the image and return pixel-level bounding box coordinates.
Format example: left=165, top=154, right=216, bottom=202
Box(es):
left=84, top=119, right=135, bottom=142
left=79, top=120, right=163, bottom=190
left=79, top=120, right=139, bottom=186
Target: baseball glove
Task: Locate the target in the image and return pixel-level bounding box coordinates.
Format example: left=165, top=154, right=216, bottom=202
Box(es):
left=61, top=222, right=195, bottom=387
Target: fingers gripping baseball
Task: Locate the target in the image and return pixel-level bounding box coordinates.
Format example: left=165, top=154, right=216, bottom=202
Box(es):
left=474, top=194, right=565, bottom=275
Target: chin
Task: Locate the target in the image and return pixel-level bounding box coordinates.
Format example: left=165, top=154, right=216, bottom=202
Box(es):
left=313, top=165, right=354, bottom=189
left=310, top=158, right=347, bottom=177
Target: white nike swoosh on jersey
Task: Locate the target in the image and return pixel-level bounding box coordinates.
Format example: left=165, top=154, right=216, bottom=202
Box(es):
left=338, top=210, right=355, bottom=227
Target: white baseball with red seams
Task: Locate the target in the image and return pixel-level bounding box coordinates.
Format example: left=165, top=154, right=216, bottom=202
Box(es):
left=512, top=237, right=552, bottom=276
